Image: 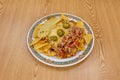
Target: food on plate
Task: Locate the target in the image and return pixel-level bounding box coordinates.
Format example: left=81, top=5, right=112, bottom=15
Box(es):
left=57, top=29, right=65, bottom=37
left=30, top=14, right=92, bottom=58
left=32, top=24, right=44, bottom=38
left=83, top=34, right=92, bottom=44
left=63, top=22, right=70, bottom=29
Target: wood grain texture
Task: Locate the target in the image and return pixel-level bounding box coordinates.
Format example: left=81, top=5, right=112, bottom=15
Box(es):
left=0, top=0, right=120, bottom=80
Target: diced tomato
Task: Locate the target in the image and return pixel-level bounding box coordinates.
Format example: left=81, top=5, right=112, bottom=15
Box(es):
left=57, top=26, right=85, bottom=58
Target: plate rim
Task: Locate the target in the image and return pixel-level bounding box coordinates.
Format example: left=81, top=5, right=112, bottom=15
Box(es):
left=27, top=13, right=95, bottom=67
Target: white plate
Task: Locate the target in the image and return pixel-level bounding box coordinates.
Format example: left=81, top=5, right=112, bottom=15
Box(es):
left=27, top=13, right=95, bottom=67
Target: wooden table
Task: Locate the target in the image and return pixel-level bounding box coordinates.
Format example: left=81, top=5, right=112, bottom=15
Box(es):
left=0, top=0, right=120, bottom=80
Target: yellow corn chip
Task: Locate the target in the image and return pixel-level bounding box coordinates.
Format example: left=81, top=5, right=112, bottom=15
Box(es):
left=80, top=43, right=85, bottom=50
left=61, top=14, right=69, bottom=20
left=33, top=24, right=44, bottom=38
left=46, top=50, right=56, bottom=56
left=36, top=48, right=45, bottom=53
left=34, top=43, right=48, bottom=50
left=79, top=39, right=84, bottom=43
left=30, top=38, right=41, bottom=46
left=84, top=34, right=92, bottom=45
left=42, top=44, right=51, bottom=52
left=77, top=43, right=85, bottom=51
left=76, top=21, right=85, bottom=29
left=38, top=17, right=62, bottom=38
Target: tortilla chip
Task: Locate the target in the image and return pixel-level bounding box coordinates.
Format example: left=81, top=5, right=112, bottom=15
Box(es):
left=84, top=34, right=92, bottom=45
left=61, top=14, right=69, bottom=20
left=34, top=43, right=48, bottom=50
left=38, top=17, right=62, bottom=38
left=33, top=24, right=44, bottom=38
left=36, top=48, right=45, bottom=53
left=46, top=50, right=56, bottom=56
left=76, top=21, right=85, bottom=29
left=80, top=43, right=85, bottom=50
left=42, top=44, right=51, bottom=52
left=30, top=38, right=41, bottom=46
